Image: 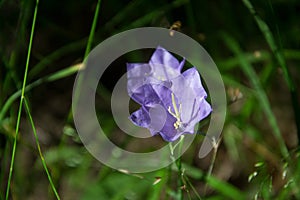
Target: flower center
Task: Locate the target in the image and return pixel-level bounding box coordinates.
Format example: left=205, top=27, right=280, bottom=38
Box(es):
left=168, top=93, right=184, bottom=130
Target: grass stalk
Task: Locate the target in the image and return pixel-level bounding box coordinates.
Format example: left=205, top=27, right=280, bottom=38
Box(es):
left=23, top=98, right=60, bottom=199
left=0, top=63, right=82, bottom=122
left=84, top=0, right=102, bottom=59
left=176, top=136, right=185, bottom=200
left=5, top=0, right=39, bottom=199
left=66, top=0, right=101, bottom=124
left=222, top=33, right=290, bottom=160
left=241, top=0, right=300, bottom=146
left=204, top=137, right=219, bottom=195
left=169, top=136, right=185, bottom=200
left=182, top=174, right=202, bottom=199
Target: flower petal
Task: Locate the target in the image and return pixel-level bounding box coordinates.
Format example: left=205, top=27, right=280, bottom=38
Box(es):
left=182, top=67, right=207, bottom=98
left=150, top=46, right=179, bottom=69
left=127, top=63, right=151, bottom=98
left=148, top=104, right=167, bottom=133
left=129, top=106, right=151, bottom=128
left=149, top=46, right=182, bottom=80
left=130, top=84, right=161, bottom=106
left=196, top=98, right=212, bottom=121
left=151, top=84, right=173, bottom=109
left=157, top=113, right=179, bottom=142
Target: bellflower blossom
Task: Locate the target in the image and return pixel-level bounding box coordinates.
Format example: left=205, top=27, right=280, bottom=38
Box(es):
left=127, top=46, right=212, bottom=142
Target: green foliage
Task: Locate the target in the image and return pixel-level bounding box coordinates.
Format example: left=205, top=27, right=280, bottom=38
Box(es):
left=0, top=0, right=299, bottom=199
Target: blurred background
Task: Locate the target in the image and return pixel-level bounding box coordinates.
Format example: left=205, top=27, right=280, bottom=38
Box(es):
left=0, top=0, right=300, bottom=199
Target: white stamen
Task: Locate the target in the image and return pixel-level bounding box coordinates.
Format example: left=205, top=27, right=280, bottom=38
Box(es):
left=167, top=93, right=184, bottom=130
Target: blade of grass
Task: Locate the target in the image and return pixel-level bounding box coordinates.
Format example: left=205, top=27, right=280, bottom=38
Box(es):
left=176, top=136, right=184, bottom=200
left=205, top=175, right=246, bottom=199
left=44, top=63, right=83, bottom=82
left=28, top=38, right=86, bottom=79
left=284, top=49, right=300, bottom=60
left=0, top=63, right=83, bottom=122
left=147, top=169, right=168, bottom=200
left=222, top=34, right=300, bottom=198
left=222, top=33, right=289, bottom=159
left=67, top=0, right=102, bottom=124
left=5, top=0, right=39, bottom=199
left=4, top=0, right=34, bottom=89
left=216, top=49, right=300, bottom=72
left=182, top=163, right=245, bottom=199
left=218, top=50, right=271, bottom=71
left=29, top=0, right=142, bottom=79
left=23, top=98, right=60, bottom=199
left=84, top=0, right=101, bottom=59
left=204, top=138, right=220, bottom=195
left=241, top=0, right=293, bottom=89
left=29, top=0, right=192, bottom=80
left=182, top=174, right=202, bottom=200
left=241, top=0, right=300, bottom=146
left=29, top=0, right=141, bottom=79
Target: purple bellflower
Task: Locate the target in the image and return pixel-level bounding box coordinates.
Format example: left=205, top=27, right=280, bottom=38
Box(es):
left=127, top=46, right=212, bottom=142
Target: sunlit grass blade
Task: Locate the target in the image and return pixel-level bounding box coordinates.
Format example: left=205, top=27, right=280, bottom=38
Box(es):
left=0, top=63, right=82, bottom=122
left=29, top=39, right=86, bottom=79
left=44, top=63, right=83, bottom=82
left=5, top=0, right=39, bottom=199
left=23, top=98, right=60, bottom=199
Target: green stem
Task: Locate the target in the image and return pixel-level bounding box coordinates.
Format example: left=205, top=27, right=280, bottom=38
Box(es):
left=204, top=137, right=219, bottom=195
left=23, top=98, right=60, bottom=199
left=222, top=33, right=290, bottom=160
left=5, top=0, right=39, bottom=199
left=241, top=0, right=300, bottom=147
left=169, top=135, right=185, bottom=200
left=178, top=136, right=185, bottom=200
left=84, top=0, right=101, bottom=59
left=67, top=0, right=102, bottom=123
left=183, top=174, right=202, bottom=200
left=0, top=63, right=81, bottom=122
